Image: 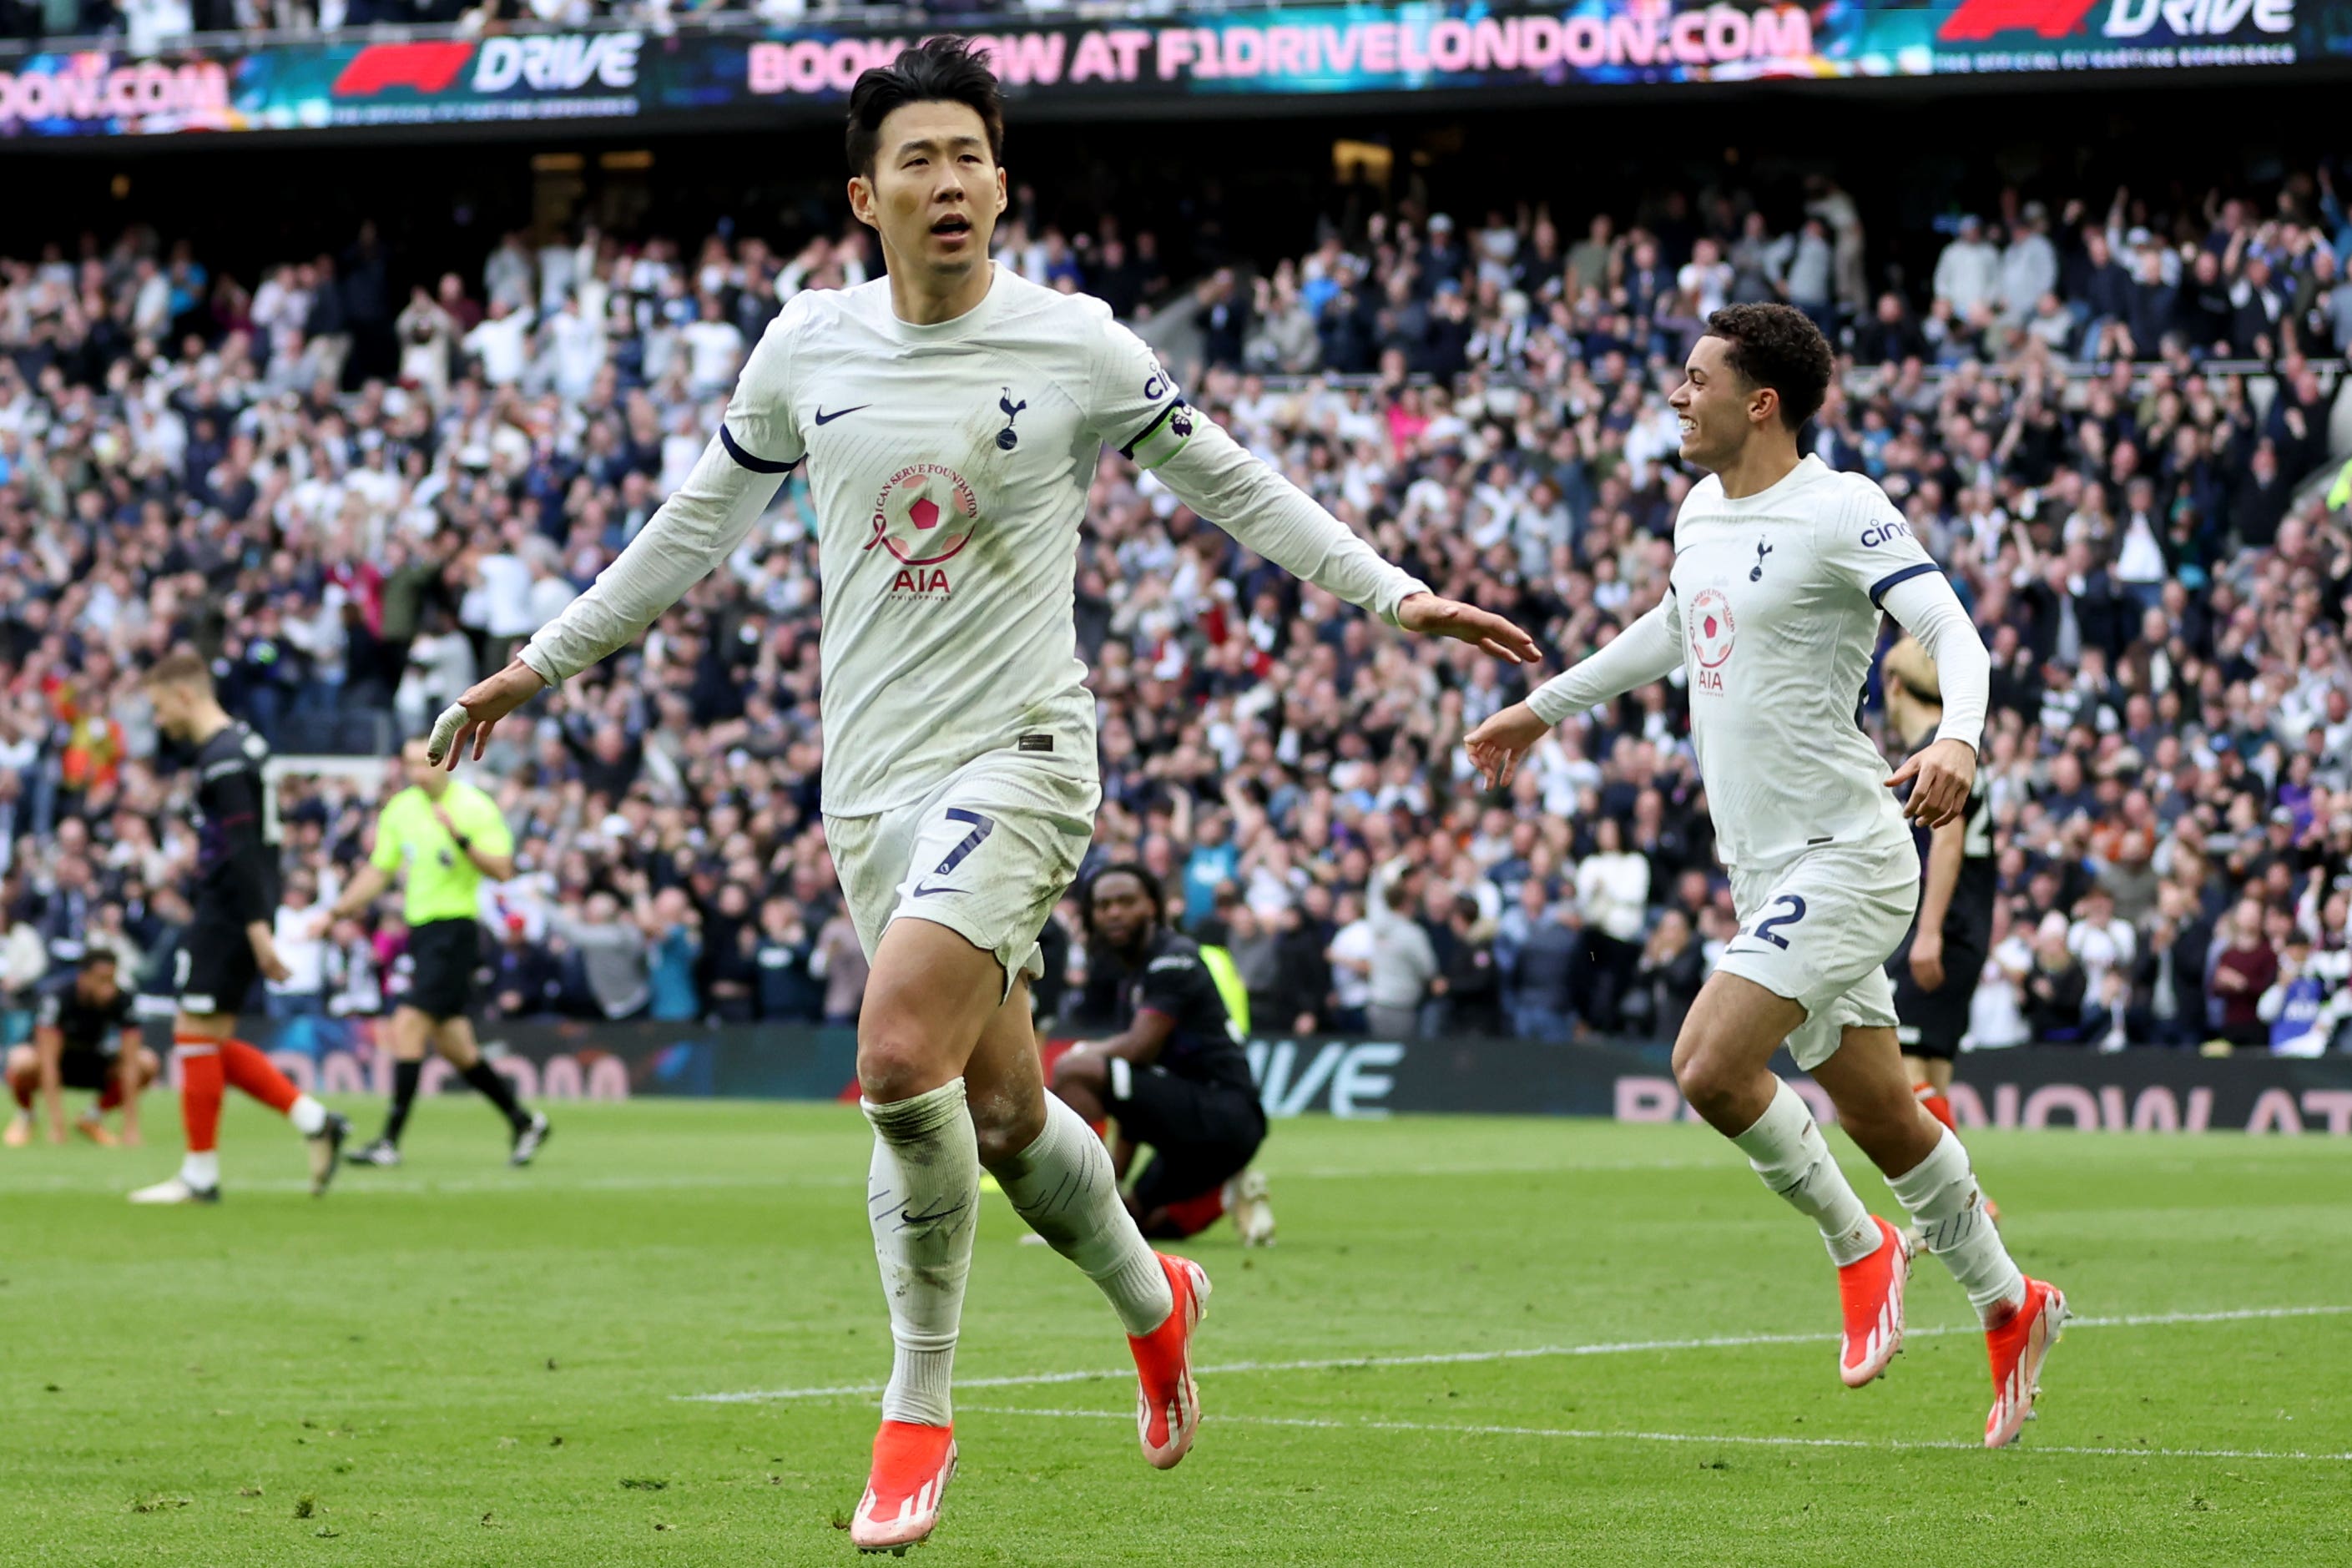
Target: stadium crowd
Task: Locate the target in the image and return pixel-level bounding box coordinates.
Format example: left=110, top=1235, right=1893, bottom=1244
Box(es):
left=0, top=164, right=2347, bottom=1059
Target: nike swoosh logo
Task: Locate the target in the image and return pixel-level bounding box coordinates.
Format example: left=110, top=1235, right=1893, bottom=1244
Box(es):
left=814, top=405, right=869, bottom=426
left=911, top=881, right=953, bottom=898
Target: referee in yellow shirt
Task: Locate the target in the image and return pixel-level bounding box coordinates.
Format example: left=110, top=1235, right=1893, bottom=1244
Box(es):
left=319, top=739, right=549, bottom=1167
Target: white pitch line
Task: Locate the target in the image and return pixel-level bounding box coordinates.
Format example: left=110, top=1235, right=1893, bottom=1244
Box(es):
left=679, top=1303, right=2352, bottom=1404
left=15, top=1160, right=1706, bottom=1200
left=956, top=1404, right=2352, bottom=1465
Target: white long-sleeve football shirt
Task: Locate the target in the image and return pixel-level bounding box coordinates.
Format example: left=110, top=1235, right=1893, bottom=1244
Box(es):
left=521, top=265, right=1428, bottom=815
left=1528, top=454, right=1988, bottom=870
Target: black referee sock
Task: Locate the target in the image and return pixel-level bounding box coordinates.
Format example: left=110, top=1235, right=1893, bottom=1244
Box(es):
left=460, top=1061, right=531, bottom=1131
left=382, top=1059, right=422, bottom=1146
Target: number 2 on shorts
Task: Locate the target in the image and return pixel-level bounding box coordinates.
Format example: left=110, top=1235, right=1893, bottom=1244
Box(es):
left=1752, top=895, right=1806, bottom=950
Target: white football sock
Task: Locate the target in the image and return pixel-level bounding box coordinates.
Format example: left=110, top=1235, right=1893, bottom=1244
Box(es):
left=1887, top=1127, right=2026, bottom=1323
left=289, top=1095, right=327, bottom=1137
left=1731, top=1079, right=1882, bottom=1268
left=181, top=1151, right=220, bottom=1189
left=863, top=1079, right=978, bottom=1428
left=990, top=1093, right=1173, bottom=1336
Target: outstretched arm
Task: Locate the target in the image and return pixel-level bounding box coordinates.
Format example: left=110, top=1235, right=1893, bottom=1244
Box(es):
left=1464, top=597, right=1683, bottom=789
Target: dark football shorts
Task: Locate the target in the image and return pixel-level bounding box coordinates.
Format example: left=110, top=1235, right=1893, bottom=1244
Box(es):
left=402, top=918, right=482, bottom=1021
left=1108, top=1056, right=1268, bottom=1212
left=58, top=1050, right=121, bottom=1091
left=1889, top=929, right=1985, bottom=1063
left=177, top=913, right=260, bottom=1018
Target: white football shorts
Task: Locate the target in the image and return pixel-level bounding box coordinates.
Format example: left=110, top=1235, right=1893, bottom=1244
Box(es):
left=825, top=744, right=1098, bottom=1001
left=1714, top=839, right=1920, bottom=1071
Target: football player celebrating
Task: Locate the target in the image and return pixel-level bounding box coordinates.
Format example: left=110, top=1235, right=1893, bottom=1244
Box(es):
left=424, top=37, right=1532, bottom=1552
left=1467, top=305, right=2064, bottom=1449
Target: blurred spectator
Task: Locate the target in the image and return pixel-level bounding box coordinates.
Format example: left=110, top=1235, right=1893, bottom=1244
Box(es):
left=810, top=905, right=867, bottom=1027
left=551, top=892, right=649, bottom=1021
left=1575, top=816, right=1649, bottom=1031
left=646, top=885, right=702, bottom=1022
left=2208, top=897, right=2279, bottom=1049
left=1433, top=893, right=1501, bottom=1038
left=1509, top=899, right=1587, bottom=1045
left=265, top=868, right=330, bottom=1042
left=2021, top=914, right=2092, bottom=1044
left=324, top=915, right=383, bottom=1024
left=490, top=914, right=562, bottom=1020
left=1362, top=858, right=1437, bottom=1039
left=752, top=897, right=820, bottom=1022
left=1633, top=908, right=1705, bottom=1041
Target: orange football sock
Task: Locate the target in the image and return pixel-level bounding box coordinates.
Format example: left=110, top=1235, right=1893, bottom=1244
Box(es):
left=1913, top=1082, right=1957, bottom=1133
left=220, top=1040, right=300, bottom=1116
left=178, top=1040, right=225, bottom=1154
left=1159, top=1187, right=1227, bottom=1239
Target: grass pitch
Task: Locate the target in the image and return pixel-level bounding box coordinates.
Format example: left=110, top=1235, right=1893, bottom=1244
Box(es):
left=3, top=1097, right=2347, bottom=1566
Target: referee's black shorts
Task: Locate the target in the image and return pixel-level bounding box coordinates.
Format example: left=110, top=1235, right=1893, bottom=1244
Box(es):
left=403, top=918, right=482, bottom=1021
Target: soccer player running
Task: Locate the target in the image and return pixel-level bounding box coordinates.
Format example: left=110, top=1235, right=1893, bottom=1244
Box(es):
left=4, top=949, right=158, bottom=1147
left=1466, top=305, right=2064, bottom=1449
left=424, top=38, right=1533, bottom=1551
left=319, top=739, right=550, bottom=1169
left=1053, top=865, right=1276, bottom=1248
left=1879, top=635, right=2001, bottom=1223
left=130, top=653, right=349, bottom=1204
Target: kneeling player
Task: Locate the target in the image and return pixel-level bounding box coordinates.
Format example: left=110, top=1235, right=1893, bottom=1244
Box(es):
left=1052, top=865, right=1274, bottom=1247
left=5, top=950, right=159, bottom=1147
left=1881, top=637, right=2000, bottom=1223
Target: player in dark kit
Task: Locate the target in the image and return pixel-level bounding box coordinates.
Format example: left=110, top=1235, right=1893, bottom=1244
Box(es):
left=1051, top=865, right=1275, bottom=1246
left=129, top=652, right=349, bottom=1204
left=1880, top=637, right=2001, bottom=1221
left=5, top=949, right=159, bottom=1147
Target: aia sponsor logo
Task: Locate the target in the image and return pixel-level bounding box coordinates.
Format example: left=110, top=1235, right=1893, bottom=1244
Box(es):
left=1688, top=587, right=1735, bottom=692
left=867, top=461, right=980, bottom=597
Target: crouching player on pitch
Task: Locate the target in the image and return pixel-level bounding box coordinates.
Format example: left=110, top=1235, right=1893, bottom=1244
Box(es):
left=1880, top=635, right=2001, bottom=1224
left=1052, top=865, right=1275, bottom=1248
left=4, top=949, right=159, bottom=1147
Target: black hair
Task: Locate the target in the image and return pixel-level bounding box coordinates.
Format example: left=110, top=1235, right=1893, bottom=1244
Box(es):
left=845, top=36, right=1006, bottom=179
left=78, top=946, right=116, bottom=968
left=1080, top=861, right=1165, bottom=939
left=1704, top=303, right=1835, bottom=431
